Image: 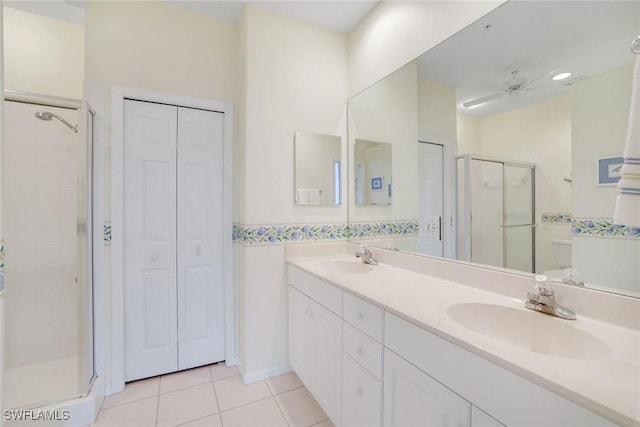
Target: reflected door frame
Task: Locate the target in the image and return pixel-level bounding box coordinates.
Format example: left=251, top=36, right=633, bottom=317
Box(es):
left=419, top=136, right=457, bottom=260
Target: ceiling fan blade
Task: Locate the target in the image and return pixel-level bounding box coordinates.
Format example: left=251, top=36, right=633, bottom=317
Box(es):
left=520, top=69, right=559, bottom=89
left=462, top=92, right=504, bottom=108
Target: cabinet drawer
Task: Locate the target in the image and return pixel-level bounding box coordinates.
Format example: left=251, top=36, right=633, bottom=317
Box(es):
left=343, top=323, right=383, bottom=380
left=343, top=292, right=383, bottom=341
left=342, top=353, right=383, bottom=427
left=288, top=265, right=342, bottom=316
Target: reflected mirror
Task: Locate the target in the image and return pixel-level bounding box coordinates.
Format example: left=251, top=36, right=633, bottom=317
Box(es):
left=294, top=131, right=342, bottom=206
left=355, top=139, right=392, bottom=206
left=347, top=0, right=640, bottom=297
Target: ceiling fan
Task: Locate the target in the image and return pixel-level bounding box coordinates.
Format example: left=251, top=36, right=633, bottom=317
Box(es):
left=462, top=69, right=554, bottom=109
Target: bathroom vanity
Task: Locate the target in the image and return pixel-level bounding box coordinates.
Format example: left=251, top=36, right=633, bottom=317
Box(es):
left=286, top=243, right=640, bottom=427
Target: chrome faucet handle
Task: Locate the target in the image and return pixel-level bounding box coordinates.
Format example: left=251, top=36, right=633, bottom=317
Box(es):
left=355, top=244, right=378, bottom=265
left=526, top=274, right=576, bottom=320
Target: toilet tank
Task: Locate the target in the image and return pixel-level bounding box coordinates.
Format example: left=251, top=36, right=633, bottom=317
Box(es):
left=551, top=238, right=572, bottom=268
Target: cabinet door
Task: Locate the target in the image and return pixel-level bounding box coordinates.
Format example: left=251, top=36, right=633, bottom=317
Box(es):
left=176, top=107, right=226, bottom=370
left=309, top=300, right=342, bottom=424
left=289, top=287, right=310, bottom=384
left=124, top=100, right=179, bottom=381
left=384, top=349, right=470, bottom=427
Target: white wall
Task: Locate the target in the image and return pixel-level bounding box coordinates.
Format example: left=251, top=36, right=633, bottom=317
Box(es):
left=237, top=4, right=348, bottom=381
left=572, top=65, right=632, bottom=218
left=418, top=78, right=457, bottom=142
left=457, top=114, right=482, bottom=154
left=348, top=61, right=418, bottom=225
left=85, top=2, right=238, bottom=104
left=347, top=1, right=505, bottom=97
left=3, top=6, right=84, bottom=99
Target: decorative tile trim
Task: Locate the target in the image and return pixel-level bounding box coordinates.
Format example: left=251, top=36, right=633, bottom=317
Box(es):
left=104, top=223, right=112, bottom=244
left=572, top=218, right=640, bottom=239
left=348, top=221, right=420, bottom=239
left=541, top=213, right=572, bottom=224
left=234, top=220, right=420, bottom=246
left=0, top=239, right=5, bottom=270
left=236, top=223, right=349, bottom=245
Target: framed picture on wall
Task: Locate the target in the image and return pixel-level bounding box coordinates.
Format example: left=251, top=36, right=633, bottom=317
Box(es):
left=596, top=156, right=624, bottom=186
left=371, top=176, right=383, bottom=191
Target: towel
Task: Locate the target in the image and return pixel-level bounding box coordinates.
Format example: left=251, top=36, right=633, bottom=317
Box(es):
left=614, top=54, right=640, bottom=226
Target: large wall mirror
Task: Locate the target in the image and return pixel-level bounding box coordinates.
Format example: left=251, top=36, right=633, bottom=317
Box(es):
left=347, top=0, right=640, bottom=298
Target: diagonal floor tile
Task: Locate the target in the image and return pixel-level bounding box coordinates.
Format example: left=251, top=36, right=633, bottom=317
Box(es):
left=275, top=387, right=328, bottom=427
left=220, top=397, right=287, bottom=427
left=214, top=376, right=271, bottom=412
left=157, top=383, right=218, bottom=426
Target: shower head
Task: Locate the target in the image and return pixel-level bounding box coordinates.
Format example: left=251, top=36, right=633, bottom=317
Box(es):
left=34, top=111, right=78, bottom=133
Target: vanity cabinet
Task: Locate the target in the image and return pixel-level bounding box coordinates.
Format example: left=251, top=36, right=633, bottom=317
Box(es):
left=288, top=265, right=618, bottom=427
left=384, top=349, right=470, bottom=427
left=288, top=273, right=342, bottom=424
left=342, top=293, right=384, bottom=427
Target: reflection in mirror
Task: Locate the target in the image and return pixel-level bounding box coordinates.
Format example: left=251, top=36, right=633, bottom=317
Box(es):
left=294, top=131, right=342, bottom=206
left=355, top=139, right=392, bottom=206
left=347, top=0, right=640, bottom=297
left=456, top=155, right=535, bottom=272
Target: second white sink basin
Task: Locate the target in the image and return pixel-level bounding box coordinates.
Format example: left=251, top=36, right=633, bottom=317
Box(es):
left=313, top=260, right=374, bottom=275
left=447, top=303, right=611, bottom=360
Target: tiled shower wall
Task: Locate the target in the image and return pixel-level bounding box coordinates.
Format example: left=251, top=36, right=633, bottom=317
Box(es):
left=3, top=101, right=79, bottom=368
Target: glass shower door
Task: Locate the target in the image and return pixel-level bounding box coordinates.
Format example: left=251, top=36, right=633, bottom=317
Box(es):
left=503, top=164, right=535, bottom=272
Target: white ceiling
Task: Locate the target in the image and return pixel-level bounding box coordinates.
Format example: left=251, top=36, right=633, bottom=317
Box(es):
left=418, top=1, right=640, bottom=118
left=3, top=0, right=380, bottom=33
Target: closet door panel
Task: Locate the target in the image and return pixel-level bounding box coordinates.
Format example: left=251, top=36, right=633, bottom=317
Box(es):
left=124, top=100, right=178, bottom=381
left=177, top=107, right=225, bottom=369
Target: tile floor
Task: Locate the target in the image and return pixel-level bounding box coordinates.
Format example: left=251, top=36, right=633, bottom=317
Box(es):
left=92, top=363, right=334, bottom=427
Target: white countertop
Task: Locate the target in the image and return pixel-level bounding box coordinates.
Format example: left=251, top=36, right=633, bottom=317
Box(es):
left=287, top=253, right=640, bottom=426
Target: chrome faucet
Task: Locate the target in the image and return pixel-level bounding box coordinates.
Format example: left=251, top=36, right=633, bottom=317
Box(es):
left=525, top=275, right=576, bottom=320
left=355, top=244, right=378, bottom=265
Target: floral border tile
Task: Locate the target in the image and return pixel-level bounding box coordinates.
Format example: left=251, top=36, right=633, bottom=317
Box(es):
left=234, top=220, right=420, bottom=245
left=348, top=221, right=419, bottom=239
left=541, top=213, right=572, bottom=224
left=104, top=223, right=112, bottom=244
left=572, top=218, right=640, bottom=239
left=238, top=223, right=348, bottom=245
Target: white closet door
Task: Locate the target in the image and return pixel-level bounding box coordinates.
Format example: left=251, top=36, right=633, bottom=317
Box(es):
left=124, top=100, right=178, bottom=381
left=176, top=107, right=225, bottom=369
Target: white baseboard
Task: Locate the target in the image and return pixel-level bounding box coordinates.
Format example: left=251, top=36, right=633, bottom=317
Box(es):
left=238, top=363, right=292, bottom=384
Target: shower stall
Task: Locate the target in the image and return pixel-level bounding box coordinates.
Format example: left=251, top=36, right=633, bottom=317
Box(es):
left=2, top=91, right=96, bottom=411
left=456, top=154, right=536, bottom=273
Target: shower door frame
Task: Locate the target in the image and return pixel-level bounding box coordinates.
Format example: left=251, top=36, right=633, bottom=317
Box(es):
left=1, top=90, right=99, bottom=408
left=456, top=154, right=537, bottom=273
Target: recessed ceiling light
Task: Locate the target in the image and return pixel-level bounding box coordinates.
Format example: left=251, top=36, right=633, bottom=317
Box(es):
left=552, top=72, right=572, bottom=81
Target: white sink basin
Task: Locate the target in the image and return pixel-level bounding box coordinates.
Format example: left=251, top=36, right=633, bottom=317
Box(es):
left=447, top=303, right=611, bottom=360
left=313, top=260, right=374, bottom=275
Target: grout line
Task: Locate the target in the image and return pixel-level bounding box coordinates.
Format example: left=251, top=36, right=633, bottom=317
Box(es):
left=154, top=390, right=160, bottom=427
left=271, top=384, right=305, bottom=397
left=218, top=395, right=276, bottom=415
left=175, top=413, right=222, bottom=427
left=209, top=364, right=223, bottom=418
left=272, top=393, right=291, bottom=427
left=309, top=418, right=331, bottom=427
